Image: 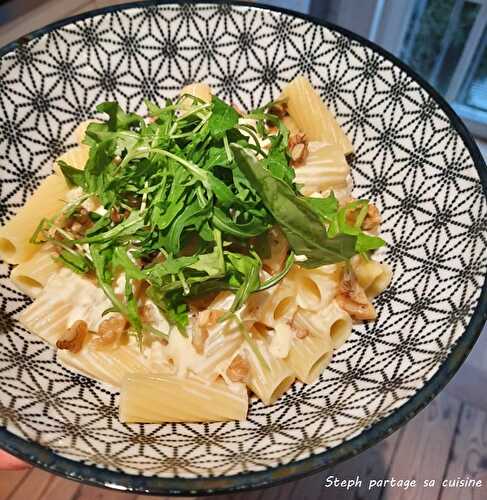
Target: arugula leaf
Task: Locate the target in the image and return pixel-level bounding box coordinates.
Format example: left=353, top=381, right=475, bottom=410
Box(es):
left=212, top=207, right=269, bottom=238
left=147, top=286, right=188, bottom=332
left=208, top=96, right=240, bottom=139
left=54, top=250, right=91, bottom=274
left=232, top=144, right=357, bottom=266
left=226, top=251, right=261, bottom=312
left=96, top=102, right=143, bottom=131
left=125, top=277, right=142, bottom=335
left=188, top=248, right=225, bottom=277
left=58, top=160, right=86, bottom=189
left=112, top=247, right=146, bottom=280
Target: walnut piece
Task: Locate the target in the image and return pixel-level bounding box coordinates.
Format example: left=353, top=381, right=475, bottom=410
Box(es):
left=288, top=132, right=308, bottom=166
left=56, top=320, right=88, bottom=353
left=227, top=354, right=250, bottom=383
left=345, top=201, right=381, bottom=232
left=362, top=203, right=381, bottom=231
left=64, top=207, right=93, bottom=235
left=336, top=269, right=377, bottom=320
left=268, top=102, right=288, bottom=119
left=92, top=316, right=127, bottom=350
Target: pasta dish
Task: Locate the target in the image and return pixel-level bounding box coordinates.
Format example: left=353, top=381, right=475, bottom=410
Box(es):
left=0, top=77, right=391, bottom=423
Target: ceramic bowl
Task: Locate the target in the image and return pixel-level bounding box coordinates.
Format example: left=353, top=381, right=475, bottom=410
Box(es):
left=0, top=1, right=486, bottom=495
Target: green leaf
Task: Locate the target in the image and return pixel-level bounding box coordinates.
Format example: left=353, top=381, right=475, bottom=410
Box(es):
left=212, top=207, right=268, bottom=239
left=208, top=96, right=240, bottom=139
left=264, top=148, right=294, bottom=186
left=54, top=250, right=91, bottom=274
left=355, top=233, right=386, bottom=253
left=145, top=255, right=198, bottom=286
left=147, top=286, right=188, bottom=333
left=96, top=102, right=143, bottom=131
left=77, top=211, right=145, bottom=244
left=125, top=277, right=143, bottom=333
left=304, top=192, right=339, bottom=222
left=232, top=144, right=357, bottom=266
left=166, top=201, right=210, bottom=254
left=225, top=251, right=261, bottom=312
left=58, top=160, right=86, bottom=189
left=112, top=247, right=146, bottom=280
left=204, top=147, right=231, bottom=169
left=188, top=248, right=225, bottom=277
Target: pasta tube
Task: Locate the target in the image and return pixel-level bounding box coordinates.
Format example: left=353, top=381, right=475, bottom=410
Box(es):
left=281, top=76, right=353, bottom=155
left=293, top=141, right=350, bottom=196
left=120, top=374, right=248, bottom=423
left=0, top=175, right=68, bottom=264
left=245, top=340, right=295, bottom=405
left=351, top=255, right=393, bottom=299
left=286, top=333, right=333, bottom=384
left=10, top=244, right=61, bottom=298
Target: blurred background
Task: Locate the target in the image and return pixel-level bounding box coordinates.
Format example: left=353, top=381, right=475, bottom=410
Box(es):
left=0, top=1, right=486, bottom=500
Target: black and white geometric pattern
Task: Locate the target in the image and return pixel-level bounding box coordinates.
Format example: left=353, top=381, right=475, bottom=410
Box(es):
left=0, top=3, right=486, bottom=479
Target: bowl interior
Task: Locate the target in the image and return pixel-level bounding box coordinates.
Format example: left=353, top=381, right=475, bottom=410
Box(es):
left=0, top=1, right=486, bottom=490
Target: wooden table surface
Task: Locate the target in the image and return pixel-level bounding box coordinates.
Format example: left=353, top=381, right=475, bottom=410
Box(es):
left=1, top=1, right=487, bottom=499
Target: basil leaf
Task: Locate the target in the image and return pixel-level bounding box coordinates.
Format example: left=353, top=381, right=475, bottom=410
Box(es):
left=232, top=144, right=356, bottom=266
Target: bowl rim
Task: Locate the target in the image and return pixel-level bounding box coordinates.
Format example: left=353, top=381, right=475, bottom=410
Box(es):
left=0, top=0, right=486, bottom=496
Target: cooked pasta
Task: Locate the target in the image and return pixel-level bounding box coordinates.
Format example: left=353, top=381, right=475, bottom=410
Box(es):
left=245, top=338, right=295, bottom=405
left=3, top=77, right=391, bottom=423
left=10, top=244, right=61, bottom=298
left=120, top=374, right=248, bottom=423
left=285, top=332, right=333, bottom=384
left=0, top=175, right=68, bottom=264
left=281, top=75, right=354, bottom=155
left=293, top=142, right=350, bottom=197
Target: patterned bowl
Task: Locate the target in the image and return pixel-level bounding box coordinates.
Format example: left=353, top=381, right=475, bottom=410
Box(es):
left=0, top=1, right=486, bottom=496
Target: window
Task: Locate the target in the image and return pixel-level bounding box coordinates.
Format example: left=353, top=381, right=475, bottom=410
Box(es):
left=376, top=0, right=487, bottom=138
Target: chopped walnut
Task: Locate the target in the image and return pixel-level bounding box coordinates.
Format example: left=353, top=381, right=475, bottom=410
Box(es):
left=110, top=207, right=127, bottom=224
left=268, top=102, right=288, bottom=119
left=185, top=292, right=219, bottom=312
left=64, top=207, right=93, bottom=235
left=345, top=202, right=381, bottom=232
left=227, top=354, right=250, bottom=383
left=124, top=193, right=141, bottom=208
left=362, top=203, right=381, bottom=231
left=92, top=316, right=127, bottom=350
left=56, top=320, right=88, bottom=353
left=336, top=269, right=377, bottom=320
left=190, top=309, right=225, bottom=354
left=294, top=324, right=309, bottom=339
left=262, top=226, right=289, bottom=275
left=288, top=132, right=308, bottom=166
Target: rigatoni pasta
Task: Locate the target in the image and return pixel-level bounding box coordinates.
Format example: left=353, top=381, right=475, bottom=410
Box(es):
left=280, top=75, right=353, bottom=155
left=120, top=374, right=248, bottom=423
left=0, top=175, right=68, bottom=264
left=10, top=244, right=61, bottom=298
left=3, top=77, right=391, bottom=423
